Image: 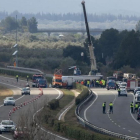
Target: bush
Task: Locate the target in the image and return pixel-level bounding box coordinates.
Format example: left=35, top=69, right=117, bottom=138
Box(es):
left=75, top=83, right=89, bottom=105
left=52, top=121, right=94, bottom=140
left=48, top=99, right=59, bottom=110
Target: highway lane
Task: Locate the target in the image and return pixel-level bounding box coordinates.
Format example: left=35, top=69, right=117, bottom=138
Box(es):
left=0, top=76, right=67, bottom=140
left=80, top=88, right=140, bottom=138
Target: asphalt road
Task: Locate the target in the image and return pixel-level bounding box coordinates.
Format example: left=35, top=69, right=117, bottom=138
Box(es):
left=0, top=76, right=68, bottom=140
left=80, top=88, right=140, bottom=139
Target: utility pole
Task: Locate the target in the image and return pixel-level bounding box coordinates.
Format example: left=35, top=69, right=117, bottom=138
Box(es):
left=12, top=15, right=18, bottom=67
left=16, top=15, right=18, bottom=67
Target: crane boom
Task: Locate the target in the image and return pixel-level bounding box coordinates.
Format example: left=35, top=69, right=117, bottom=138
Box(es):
left=81, top=1, right=97, bottom=75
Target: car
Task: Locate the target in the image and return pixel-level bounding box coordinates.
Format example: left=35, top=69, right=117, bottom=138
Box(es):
left=13, top=127, right=29, bottom=139
left=137, top=108, right=140, bottom=120
left=134, top=87, right=140, bottom=95
left=4, top=97, right=15, bottom=106
left=118, top=88, right=127, bottom=97
left=134, top=92, right=140, bottom=104
left=119, top=82, right=127, bottom=88
left=0, top=120, right=16, bottom=134
left=21, top=87, right=30, bottom=95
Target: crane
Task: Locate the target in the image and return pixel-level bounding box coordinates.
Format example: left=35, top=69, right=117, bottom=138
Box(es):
left=81, top=1, right=97, bottom=75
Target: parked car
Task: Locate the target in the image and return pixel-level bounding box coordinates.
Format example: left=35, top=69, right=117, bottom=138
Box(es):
left=0, top=120, right=16, bottom=133
left=4, top=97, right=15, bottom=106
left=134, top=91, right=140, bottom=104
left=134, top=87, right=140, bottom=95
left=13, top=127, right=29, bottom=139
left=118, top=88, right=127, bottom=97
left=21, top=87, right=30, bottom=95
left=137, top=107, right=140, bottom=120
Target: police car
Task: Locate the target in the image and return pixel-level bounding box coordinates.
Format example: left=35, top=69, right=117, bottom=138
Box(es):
left=134, top=91, right=140, bottom=104
left=118, top=86, right=127, bottom=97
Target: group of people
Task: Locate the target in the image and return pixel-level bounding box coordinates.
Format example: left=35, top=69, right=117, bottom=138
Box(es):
left=16, top=75, right=29, bottom=82
left=77, top=79, right=106, bottom=88
left=102, top=102, right=113, bottom=114
left=130, top=101, right=140, bottom=114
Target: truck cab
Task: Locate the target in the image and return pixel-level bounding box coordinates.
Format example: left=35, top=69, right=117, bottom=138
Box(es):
left=32, top=74, right=43, bottom=87
left=52, top=74, right=62, bottom=88
left=36, top=79, right=47, bottom=88
left=107, top=80, right=116, bottom=90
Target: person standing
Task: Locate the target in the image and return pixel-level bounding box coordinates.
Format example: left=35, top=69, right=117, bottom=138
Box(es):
left=118, top=88, right=120, bottom=96
left=109, top=102, right=113, bottom=114
left=16, top=75, right=18, bottom=82
left=130, top=101, right=134, bottom=113
left=102, top=102, right=106, bottom=114
left=27, top=75, right=29, bottom=82
left=134, top=103, right=139, bottom=114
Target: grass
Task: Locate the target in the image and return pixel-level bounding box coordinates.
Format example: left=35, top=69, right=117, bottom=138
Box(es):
left=38, top=89, right=121, bottom=140
left=0, top=85, right=13, bottom=101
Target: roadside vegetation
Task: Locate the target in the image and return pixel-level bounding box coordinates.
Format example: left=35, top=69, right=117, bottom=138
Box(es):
left=0, top=85, right=13, bottom=101
left=37, top=84, right=121, bottom=140
left=1, top=28, right=140, bottom=76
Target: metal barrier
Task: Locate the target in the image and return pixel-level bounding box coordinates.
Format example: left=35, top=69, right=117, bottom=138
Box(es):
left=75, top=90, right=139, bottom=140
left=7, top=66, right=44, bottom=74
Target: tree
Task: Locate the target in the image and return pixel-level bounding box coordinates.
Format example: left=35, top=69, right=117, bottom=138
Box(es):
left=98, top=28, right=120, bottom=64
left=21, top=16, right=27, bottom=26
left=113, top=30, right=140, bottom=68
left=27, top=17, right=38, bottom=33
left=0, top=16, right=18, bottom=31
left=136, top=21, right=140, bottom=31
left=63, top=45, right=89, bottom=64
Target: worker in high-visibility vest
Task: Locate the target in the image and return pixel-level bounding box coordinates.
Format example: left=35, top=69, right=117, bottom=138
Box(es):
left=102, top=102, right=106, bottom=114
left=16, top=75, right=18, bottom=82
left=130, top=102, right=134, bottom=113
left=109, top=102, right=113, bottom=114
left=134, top=103, right=139, bottom=114
left=27, top=75, right=29, bottom=82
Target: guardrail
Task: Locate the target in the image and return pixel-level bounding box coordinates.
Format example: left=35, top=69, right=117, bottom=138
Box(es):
left=75, top=90, right=139, bottom=140
left=7, top=66, right=44, bottom=74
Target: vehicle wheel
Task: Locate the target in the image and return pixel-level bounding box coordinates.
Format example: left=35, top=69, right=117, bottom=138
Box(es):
left=126, top=95, right=127, bottom=97
left=13, top=104, right=15, bottom=106
left=115, top=88, right=116, bottom=90
left=137, top=117, right=139, bottom=120
left=4, top=104, right=6, bottom=106
left=0, top=131, right=2, bottom=134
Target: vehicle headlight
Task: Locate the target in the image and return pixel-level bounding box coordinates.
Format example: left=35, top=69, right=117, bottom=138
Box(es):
left=11, top=126, right=15, bottom=130
left=0, top=126, right=5, bottom=130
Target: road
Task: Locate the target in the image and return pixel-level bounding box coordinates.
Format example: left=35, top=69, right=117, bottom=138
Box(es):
left=80, top=88, right=140, bottom=139
left=0, top=76, right=68, bottom=140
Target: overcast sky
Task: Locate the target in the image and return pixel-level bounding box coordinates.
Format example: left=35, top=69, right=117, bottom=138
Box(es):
left=1, top=0, right=140, bottom=16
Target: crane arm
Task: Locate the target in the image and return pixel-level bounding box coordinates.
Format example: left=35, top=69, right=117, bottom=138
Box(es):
left=81, top=1, right=97, bottom=74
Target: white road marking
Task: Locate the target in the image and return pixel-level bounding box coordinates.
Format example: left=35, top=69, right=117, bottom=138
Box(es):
left=128, top=130, right=131, bottom=132
left=58, top=104, right=74, bottom=120
left=118, top=125, right=121, bottom=127
left=33, top=89, right=68, bottom=140
left=123, top=128, right=126, bottom=129
left=0, top=81, right=21, bottom=90
left=84, top=91, right=98, bottom=121
left=0, top=135, right=12, bottom=140
left=129, top=93, right=140, bottom=125
left=0, top=81, right=25, bottom=140
left=135, top=133, right=139, bottom=135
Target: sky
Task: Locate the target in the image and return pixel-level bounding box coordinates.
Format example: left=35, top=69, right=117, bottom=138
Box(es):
left=1, top=0, right=140, bottom=16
